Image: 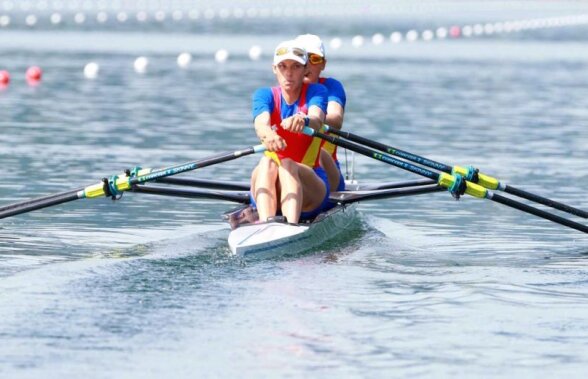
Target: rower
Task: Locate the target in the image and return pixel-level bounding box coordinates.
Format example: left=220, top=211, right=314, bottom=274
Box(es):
left=250, top=40, right=330, bottom=224
left=295, top=34, right=347, bottom=193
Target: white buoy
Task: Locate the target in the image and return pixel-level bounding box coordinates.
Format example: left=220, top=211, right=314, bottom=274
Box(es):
left=134, top=56, right=149, bottom=74
left=422, top=30, right=434, bottom=41
left=329, top=37, right=342, bottom=50
left=154, top=11, right=166, bottom=22
left=371, top=33, right=384, bottom=45
left=177, top=52, right=192, bottom=68
left=215, top=49, right=229, bottom=63
left=25, top=14, right=38, bottom=27
left=406, top=30, right=418, bottom=42
left=136, top=11, right=147, bottom=22
left=351, top=35, right=364, bottom=48
left=219, top=8, right=230, bottom=19
left=74, top=12, right=85, bottom=24
left=50, top=12, right=62, bottom=25
left=0, top=15, right=11, bottom=27
left=248, top=45, right=262, bottom=61
left=117, top=12, right=128, bottom=22
left=462, top=25, right=473, bottom=37
left=484, top=23, right=495, bottom=34
left=96, top=11, right=108, bottom=23
left=83, top=62, right=100, bottom=79
left=436, top=27, right=448, bottom=39
left=390, top=32, right=403, bottom=43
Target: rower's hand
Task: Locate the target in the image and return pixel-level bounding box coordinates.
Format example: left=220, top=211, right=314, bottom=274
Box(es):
left=261, top=133, right=287, bottom=152
left=281, top=114, right=307, bottom=134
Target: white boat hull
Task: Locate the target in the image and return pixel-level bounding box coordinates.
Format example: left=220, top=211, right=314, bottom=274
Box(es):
left=227, top=203, right=358, bottom=257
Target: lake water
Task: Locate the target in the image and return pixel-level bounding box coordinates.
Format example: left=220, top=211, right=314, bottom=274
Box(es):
left=1, top=2, right=588, bottom=378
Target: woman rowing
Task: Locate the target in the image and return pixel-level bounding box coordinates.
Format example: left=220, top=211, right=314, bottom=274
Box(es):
left=295, top=34, right=347, bottom=194
left=250, top=40, right=330, bottom=224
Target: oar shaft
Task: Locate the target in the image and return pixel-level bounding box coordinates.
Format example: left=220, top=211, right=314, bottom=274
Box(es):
left=155, top=177, right=250, bottom=191
left=332, top=184, right=443, bottom=204
left=328, top=128, right=452, bottom=172
left=130, top=146, right=263, bottom=185
left=375, top=178, right=436, bottom=190
left=309, top=128, right=439, bottom=181
left=490, top=193, right=588, bottom=234
left=0, top=190, right=80, bottom=219
left=504, top=185, right=588, bottom=219
left=132, top=185, right=250, bottom=203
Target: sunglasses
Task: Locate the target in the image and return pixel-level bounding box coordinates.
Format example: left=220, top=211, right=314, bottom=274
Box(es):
left=275, top=47, right=306, bottom=59
left=308, top=54, right=325, bottom=65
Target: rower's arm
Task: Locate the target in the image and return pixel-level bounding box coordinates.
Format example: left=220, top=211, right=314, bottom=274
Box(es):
left=307, top=105, right=326, bottom=132
left=325, top=101, right=344, bottom=130
left=255, top=112, right=285, bottom=151
left=254, top=112, right=274, bottom=140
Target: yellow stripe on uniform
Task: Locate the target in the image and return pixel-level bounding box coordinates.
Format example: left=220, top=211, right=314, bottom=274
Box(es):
left=264, top=151, right=281, bottom=166
left=302, top=134, right=324, bottom=167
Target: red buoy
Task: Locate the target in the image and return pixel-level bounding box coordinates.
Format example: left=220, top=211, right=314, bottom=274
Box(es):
left=26, top=66, right=43, bottom=82
left=449, top=26, right=461, bottom=38
left=0, top=70, right=9, bottom=86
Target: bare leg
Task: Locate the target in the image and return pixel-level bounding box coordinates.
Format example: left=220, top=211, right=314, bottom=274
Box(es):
left=278, top=159, right=327, bottom=224
left=278, top=159, right=302, bottom=223
left=251, top=157, right=279, bottom=222
left=320, top=149, right=340, bottom=192
left=298, top=164, right=327, bottom=211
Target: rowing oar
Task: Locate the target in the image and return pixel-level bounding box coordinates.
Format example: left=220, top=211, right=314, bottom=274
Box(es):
left=303, top=127, right=588, bottom=234
left=155, top=177, right=250, bottom=191
left=331, top=184, right=444, bottom=204
left=323, top=125, right=588, bottom=219
left=0, top=145, right=265, bottom=219
left=132, top=185, right=250, bottom=203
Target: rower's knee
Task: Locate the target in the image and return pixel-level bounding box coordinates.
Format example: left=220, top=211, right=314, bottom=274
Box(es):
left=278, top=159, right=300, bottom=179
left=256, top=157, right=278, bottom=177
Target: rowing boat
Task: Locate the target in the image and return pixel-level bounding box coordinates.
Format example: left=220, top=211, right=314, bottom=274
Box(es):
left=225, top=188, right=360, bottom=258
left=225, top=202, right=358, bottom=257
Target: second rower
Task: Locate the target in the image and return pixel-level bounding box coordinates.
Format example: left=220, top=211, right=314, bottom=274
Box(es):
left=295, top=34, right=347, bottom=192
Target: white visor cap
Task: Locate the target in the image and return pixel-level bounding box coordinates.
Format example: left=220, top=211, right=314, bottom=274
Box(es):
left=273, top=40, right=308, bottom=65
left=295, top=34, right=325, bottom=57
